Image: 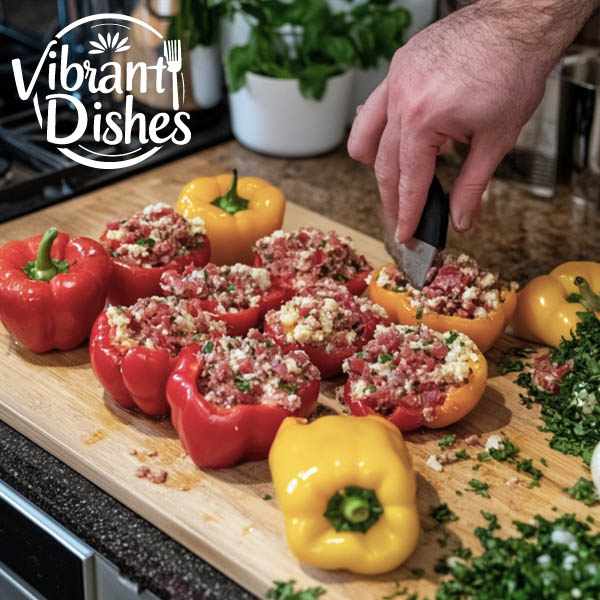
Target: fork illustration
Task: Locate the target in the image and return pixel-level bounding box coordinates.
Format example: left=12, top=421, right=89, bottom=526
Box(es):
left=163, top=40, right=182, bottom=111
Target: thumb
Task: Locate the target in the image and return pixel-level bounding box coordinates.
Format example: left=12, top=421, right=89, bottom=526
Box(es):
left=450, top=136, right=514, bottom=232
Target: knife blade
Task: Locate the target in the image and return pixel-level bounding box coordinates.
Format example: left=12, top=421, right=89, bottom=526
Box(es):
left=383, top=174, right=449, bottom=290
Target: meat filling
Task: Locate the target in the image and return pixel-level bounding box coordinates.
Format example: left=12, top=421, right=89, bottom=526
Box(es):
left=160, top=263, right=272, bottom=313
left=264, top=280, right=386, bottom=353
left=103, top=203, right=207, bottom=267
left=254, top=227, right=371, bottom=289
left=196, top=329, right=319, bottom=411
left=376, top=253, right=516, bottom=319
left=106, top=296, right=225, bottom=357
left=343, top=323, right=480, bottom=419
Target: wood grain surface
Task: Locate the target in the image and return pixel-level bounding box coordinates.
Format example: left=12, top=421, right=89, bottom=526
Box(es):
left=0, top=153, right=596, bottom=599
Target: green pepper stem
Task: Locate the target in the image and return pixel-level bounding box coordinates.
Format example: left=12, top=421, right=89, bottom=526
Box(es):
left=340, top=496, right=370, bottom=524
left=575, top=276, right=600, bottom=312
left=210, top=170, right=249, bottom=215
left=32, top=228, right=59, bottom=281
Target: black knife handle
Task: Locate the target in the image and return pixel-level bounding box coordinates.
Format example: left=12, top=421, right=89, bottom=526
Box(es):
left=413, top=175, right=449, bottom=250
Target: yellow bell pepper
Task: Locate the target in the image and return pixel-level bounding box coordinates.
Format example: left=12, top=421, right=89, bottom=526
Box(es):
left=268, top=415, right=419, bottom=575
left=369, top=264, right=517, bottom=352
left=177, top=170, right=285, bottom=265
left=512, top=261, right=600, bottom=348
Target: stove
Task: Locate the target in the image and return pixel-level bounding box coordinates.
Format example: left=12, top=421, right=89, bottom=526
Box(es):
left=0, top=23, right=232, bottom=223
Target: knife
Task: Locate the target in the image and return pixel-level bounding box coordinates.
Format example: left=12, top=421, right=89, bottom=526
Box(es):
left=383, top=174, right=449, bottom=290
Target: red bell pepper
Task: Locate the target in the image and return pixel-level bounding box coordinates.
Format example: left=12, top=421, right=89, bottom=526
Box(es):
left=0, top=227, right=111, bottom=353
left=102, top=234, right=211, bottom=307
left=263, top=304, right=384, bottom=379
left=166, top=345, right=320, bottom=469
left=253, top=253, right=369, bottom=300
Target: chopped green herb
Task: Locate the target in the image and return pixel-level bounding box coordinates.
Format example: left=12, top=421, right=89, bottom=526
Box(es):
left=488, top=438, right=519, bottom=462
left=564, top=477, right=599, bottom=506
left=381, top=583, right=407, bottom=599
left=228, top=284, right=236, bottom=291
left=466, top=478, right=490, bottom=498
left=587, top=515, right=595, bottom=524
left=472, top=464, right=480, bottom=471
left=333, top=274, right=347, bottom=283
left=410, top=568, right=425, bottom=578
left=497, top=356, right=525, bottom=375
left=438, top=434, right=456, bottom=451
left=378, top=353, right=393, bottom=364
left=515, top=310, right=600, bottom=465
left=444, top=331, right=459, bottom=346
left=263, top=494, right=272, bottom=501
left=135, top=237, right=155, bottom=247
left=277, top=381, right=298, bottom=393
left=416, top=307, right=424, bottom=320
left=201, top=341, right=214, bottom=353
left=455, top=490, right=463, bottom=496
left=235, top=377, right=251, bottom=392
left=428, top=503, right=459, bottom=525
left=455, top=449, right=470, bottom=460
left=516, top=459, right=543, bottom=488
left=265, top=580, right=326, bottom=600
left=477, top=452, right=491, bottom=462
left=540, top=457, right=548, bottom=467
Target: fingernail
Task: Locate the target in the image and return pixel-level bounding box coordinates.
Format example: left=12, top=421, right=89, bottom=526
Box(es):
left=457, top=214, right=472, bottom=232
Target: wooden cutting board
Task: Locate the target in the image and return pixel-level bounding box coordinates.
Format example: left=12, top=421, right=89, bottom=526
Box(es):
left=0, top=163, right=596, bottom=600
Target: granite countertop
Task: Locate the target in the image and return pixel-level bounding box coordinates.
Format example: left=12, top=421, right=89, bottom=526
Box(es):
left=1, top=139, right=598, bottom=600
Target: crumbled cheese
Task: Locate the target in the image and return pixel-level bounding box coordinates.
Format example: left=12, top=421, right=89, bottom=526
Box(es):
left=187, top=216, right=206, bottom=236
left=426, top=454, right=444, bottom=472
left=551, top=530, right=577, bottom=546
left=143, top=202, right=171, bottom=215
left=485, top=435, right=504, bottom=452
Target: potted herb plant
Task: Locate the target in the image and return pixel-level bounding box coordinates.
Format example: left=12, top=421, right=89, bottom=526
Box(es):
left=223, top=0, right=358, bottom=157
left=169, top=0, right=224, bottom=108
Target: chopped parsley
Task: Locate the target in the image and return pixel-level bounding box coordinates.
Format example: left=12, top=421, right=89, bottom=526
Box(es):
left=135, top=237, right=155, bottom=247
left=378, top=353, right=393, bottom=364
left=262, top=494, right=272, bottom=501
left=563, top=477, right=599, bottom=506
left=444, top=331, right=459, bottom=346
left=428, top=503, right=459, bottom=525
left=466, top=478, right=490, bottom=498
left=488, top=438, right=519, bottom=462
left=455, top=449, right=470, bottom=460
left=515, top=310, right=600, bottom=465
left=497, top=346, right=535, bottom=375
left=438, top=434, right=456, bottom=451
left=416, top=306, right=424, bottom=320
left=436, top=513, right=600, bottom=599
left=477, top=452, right=491, bottom=462
left=516, top=458, right=543, bottom=488
left=234, top=377, right=251, bottom=392
left=265, top=580, right=326, bottom=600
left=201, top=341, right=214, bottom=353
left=277, top=381, right=298, bottom=393
left=410, top=568, right=425, bottom=578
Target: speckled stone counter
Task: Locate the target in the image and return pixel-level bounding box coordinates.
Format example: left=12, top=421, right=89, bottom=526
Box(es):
left=0, top=139, right=597, bottom=600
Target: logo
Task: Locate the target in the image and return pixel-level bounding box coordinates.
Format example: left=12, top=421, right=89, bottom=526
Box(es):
left=11, top=13, right=191, bottom=170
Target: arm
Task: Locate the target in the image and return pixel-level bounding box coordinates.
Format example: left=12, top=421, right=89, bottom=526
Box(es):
left=348, top=0, right=600, bottom=242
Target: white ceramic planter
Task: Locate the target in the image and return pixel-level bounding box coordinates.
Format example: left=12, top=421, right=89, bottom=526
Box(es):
left=189, top=43, right=223, bottom=108
left=228, top=70, right=355, bottom=157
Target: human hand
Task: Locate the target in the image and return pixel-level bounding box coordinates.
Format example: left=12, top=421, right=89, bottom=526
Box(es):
left=348, top=2, right=554, bottom=242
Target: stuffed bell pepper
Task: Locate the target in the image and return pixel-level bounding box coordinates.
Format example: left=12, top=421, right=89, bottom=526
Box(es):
left=342, top=323, right=487, bottom=431
left=159, top=263, right=285, bottom=336
left=263, top=279, right=387, bottom=378
left=254, top=227, right=372, bottom=299
left=369, top=253, right=517, bottom=352
left=101, top=203, right=210, bottom=306
left=512, top=261, right=600, bottom=348
left=177, top=170, right=285, bottom=266
left=269, top=415, right=419, bottom=574
left=89, top=296, right=225, bottom=416
left=0, top=227, right=111, bottom=353
left=166, top=329, right=320, bottom=468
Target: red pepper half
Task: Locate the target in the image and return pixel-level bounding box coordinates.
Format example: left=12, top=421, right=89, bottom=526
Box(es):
left=166, top=347, right=320, bottom=468
left=198, top=287, right=286, bottom=336
left=0, top=228, right=111, bottom=353
left=102, top=234, right=211, bottom=307
left=264, top=310, right=384, bottom=378
left=89, top=312, right=182, bottom=416
left=253, top=253, right=370, bottom=300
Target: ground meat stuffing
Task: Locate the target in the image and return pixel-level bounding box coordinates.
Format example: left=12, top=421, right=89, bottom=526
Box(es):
left=254, top=227, right=371, bottom=289
left=342, top=323, right=480, bottom=418
left=135, top=465, right=168, bottom=484
left=160, top=263, right=272, bottom=313
left=464, top=434, right=481, bottom=446
left=531, top=354, right=574, bottom=394
left=264, top=280, right=386, bottom=353
left=197, top=329, right=320, bottom=412
left=376, top=252, right=517, bottom=319
left=106, top=296, right=225, bottom=357
left=103, top=203, right=207, bottom=267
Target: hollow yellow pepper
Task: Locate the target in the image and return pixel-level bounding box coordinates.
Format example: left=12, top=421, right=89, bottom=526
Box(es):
left=268, top=415, right=419, bottom=575
left=177, top=170, right=285, bottom=265
left=511, top=261, right=600, bottom=348
left=369, top=263, right=517, bottom=352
